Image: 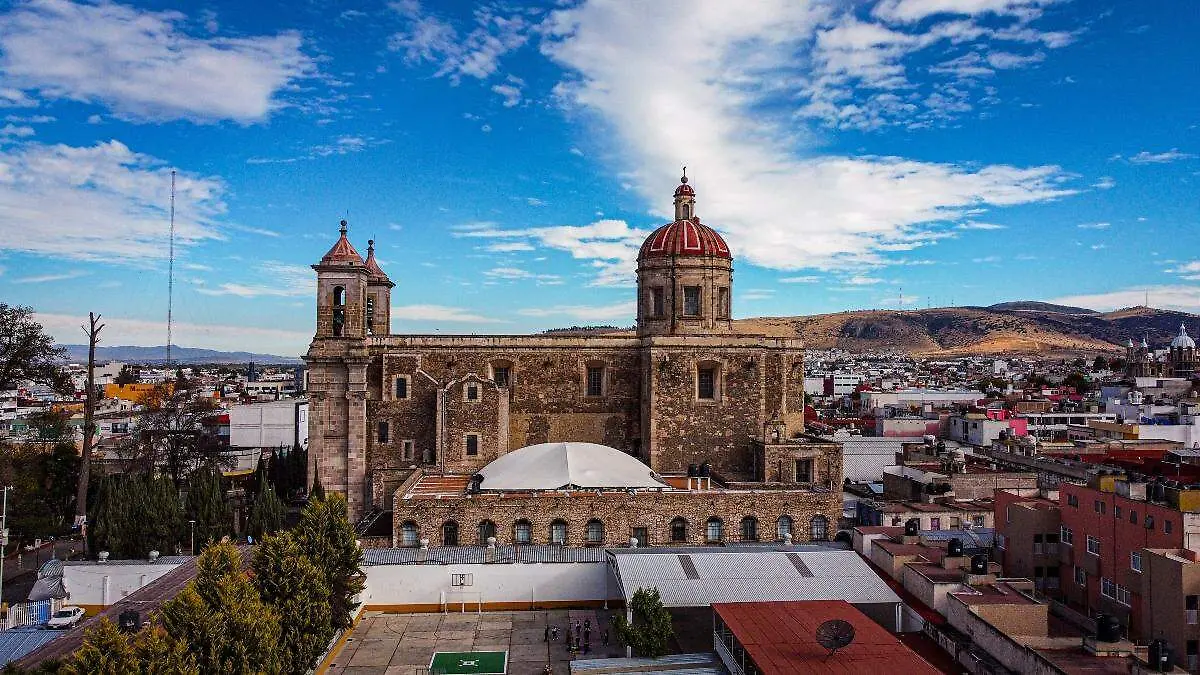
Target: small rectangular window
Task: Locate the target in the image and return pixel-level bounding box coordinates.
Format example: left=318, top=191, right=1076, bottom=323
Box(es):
left=378, top=422, right=389, bottom=444
left=698, top=368, right=716, bottom=400
left=466, top=384, right=479, bottom=401
left=1114, top=505, right=1121, bottom=519
left=683, top=286, right=701, bottom=316
left=1074, top=565, right=1086, bottom=585
left=1166, top=519, right=1174, bottom=534
left=465, top=434, right=479, bottom=456
left=717, top=287, right=729, bottom=319
left=1131, top=551, right=1142, bottom=572
left=493, top=367, right=510, bottom=388
left=650, top=287, right=664, bottom=318
left=930, top=517, right=941, bottom=531
left=1087, top=535, right=1100, bottom=555
left=402, top=440, right=414, bottom=461
left=586, top=366, right=604, bottom=397
left=394, top=377, right=408, bottom=400
left=795, top=459, right=813, bottom=482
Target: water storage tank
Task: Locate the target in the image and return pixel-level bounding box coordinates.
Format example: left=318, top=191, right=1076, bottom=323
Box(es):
left=905, top=518, right=920, bottom=536
left=1148, top=638, right=1174, bottom=671
left=948, top=538, right=964, bottom=557
left=1096, top=614, right=1122, bottom=642
left=969, top=554, right=988, bottom=574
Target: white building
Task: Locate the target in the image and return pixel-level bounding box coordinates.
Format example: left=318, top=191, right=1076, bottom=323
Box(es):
left=229, top=399, right=308, bottom=451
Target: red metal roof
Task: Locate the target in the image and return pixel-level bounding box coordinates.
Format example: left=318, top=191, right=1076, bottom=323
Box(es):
left=639, top=218, right=731, bottom=260
left=319, top=221, right=364, bottom=266
left=363, top=240, right=393, bottom=285
left=713, top=600, right=940, bottom=674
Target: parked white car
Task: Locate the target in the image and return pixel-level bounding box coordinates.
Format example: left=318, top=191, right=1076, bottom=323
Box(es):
left=46, top=606, right=85, bottom=629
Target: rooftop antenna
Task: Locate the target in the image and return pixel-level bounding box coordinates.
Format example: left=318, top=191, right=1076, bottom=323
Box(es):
left=167, top=169, right=176, bottom=366
left=815, top=619, right=856, bottom=659
left=899, top=287, right=903, bottom=311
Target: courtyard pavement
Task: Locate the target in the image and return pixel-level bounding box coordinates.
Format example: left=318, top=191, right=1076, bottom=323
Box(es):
left=327, top=608, right=627, bottom=675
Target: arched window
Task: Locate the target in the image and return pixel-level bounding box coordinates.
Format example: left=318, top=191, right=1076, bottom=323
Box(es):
left=550, top=519, right=568, bottom=545
left=740, top=516, right=758, bottom=542
left=810, top=515, right=829, bottom=541
left=377, top=421, right=389, bottom=444
left=332, top=286, right=346, bottom=337
left=478, top=520, right=497, bottom=545
left=586, top=519, right=605, bottom=545
left=401, top=520, right=419, bottom=547
left=513, top=519, right=532, bottom=545
left=776, top=515, right=794, bottom=541
left=670, top=517, right=688, bottom=543
left=442, top=520, right=459, bottom=547
left=706, top=517, right=723, bottom=543
left=365, top=296, right=375, bottom=335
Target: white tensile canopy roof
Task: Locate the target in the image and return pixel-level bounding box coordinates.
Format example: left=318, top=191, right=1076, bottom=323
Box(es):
left=477, top=442, right=667, bottom=491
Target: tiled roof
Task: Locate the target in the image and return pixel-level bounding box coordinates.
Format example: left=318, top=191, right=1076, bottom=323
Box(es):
left=639, top=219, right=731, bottom=260
left=0, top=630, right=64, bottom=668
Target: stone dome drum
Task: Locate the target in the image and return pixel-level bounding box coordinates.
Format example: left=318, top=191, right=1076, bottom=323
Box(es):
left=476, top=442, right=667, bottom=491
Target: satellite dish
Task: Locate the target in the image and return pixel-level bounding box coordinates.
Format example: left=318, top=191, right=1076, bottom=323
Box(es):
left=815, top=619, right=856, bottom=657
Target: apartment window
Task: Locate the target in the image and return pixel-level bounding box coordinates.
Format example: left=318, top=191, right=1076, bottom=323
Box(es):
left=670, top=517, right=688, bottom=543
left=683, top=286, right=701, bottom=316
left=950, top=517, right=961, bottom=529
left=795, top=459, right=813, bottom=483
left=706, top=517, right=724, bottom=543
left=400, top=521, right=418, bottom=547
left=740, top=516, right=759, bottom=542
left=442, top=521, right=459, bottom=547
left=1101, top=577, right=1115, bottom=599
left=492, top=366, right=510, bottom=388
left=650, top=287, right=665, bottom=318
left=1130, top=509, right=1138, bottom=524
left=632, top=527, right=648, bottom=547
left=930, top=517, right=941, bottom=531
left=586, top=366, right=604, bottom=397
left=717, top=287, right=729, bottom=319
left=377, top=422, right=389, bottom=444
left=402, top=440, right=415, bottom=461
left=1114, top=505, right=1121, bottom=519
left=550, top=519, right=568, bottom=545
left=1146, top=515, right=1155, bottom=529
left=514, top=520, right=532, bottom=544
left=1033, top=533, right=1044, bottom=555
left=365, top=296, right=375, bottom=335
left=1187, top=641, right=1198, bottom=672
left=1131, top=551, right=1143, bottom=572
left=1086, top=535, right=1100, bottom=556
left=394, top=376, right=409, bottom=400
left=465, top=434, right=479, bottom=456
left=1166, top=519, right=1174, bottom=534
left=1067, top=494, right=1079, bottom=507
left=973, top=515, right=986, bottom=527
left=697, top=367, right=716, bottom=400
left=1117, top=585, right=1131, bottom=606
left=1188, top=596, right=1199, bottom=625
left=465, top=384, right=480, bottom=401
left=1094, top=500, right=1105, bottom=514
left=810, top=515, right=829, bottom=541
left=997, top=533, right=1007, bottom=549
left=586, top=519, right=605, bottom=545
left=777, top=515, right=794, bottom=541
left=1075, top=566, right=1086, bottom=586
left=478, top=520, right=496, bottom=544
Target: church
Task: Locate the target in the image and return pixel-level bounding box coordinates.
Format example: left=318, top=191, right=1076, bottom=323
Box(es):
left=1125, top=324, right=1197, bottom=379
left=305, top=174, right=843, bottom=547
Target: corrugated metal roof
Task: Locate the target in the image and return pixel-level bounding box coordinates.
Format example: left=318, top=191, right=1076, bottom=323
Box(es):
left=361, top=545, right=607, bottom=566
left=0, top=629, right=63, bottom=667
left=611, top=550, right=900, bottom=607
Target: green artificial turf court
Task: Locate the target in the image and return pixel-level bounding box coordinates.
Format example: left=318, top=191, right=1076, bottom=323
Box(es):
left=428, top=650, right=507, bottom=674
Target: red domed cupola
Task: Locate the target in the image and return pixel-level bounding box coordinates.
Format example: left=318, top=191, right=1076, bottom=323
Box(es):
left=638, top=168, right=731, bottom=260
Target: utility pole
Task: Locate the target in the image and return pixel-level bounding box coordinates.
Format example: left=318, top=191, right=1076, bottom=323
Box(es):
left=75, top=313, right=103, bottom=556
left=1, top=486, right=11, bottom=607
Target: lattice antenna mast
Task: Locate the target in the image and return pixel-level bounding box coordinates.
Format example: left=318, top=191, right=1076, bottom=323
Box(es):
left=167, top=170, right=176, bottom=366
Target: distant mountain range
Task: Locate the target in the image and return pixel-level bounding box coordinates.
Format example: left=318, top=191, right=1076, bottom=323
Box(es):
left=58, top=344, right=303, bottom=365
left=731, top=303, right=1198, bottom=356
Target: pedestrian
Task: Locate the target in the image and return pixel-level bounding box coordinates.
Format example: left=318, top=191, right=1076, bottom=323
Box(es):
left=584, top=628, right=591, bottom=645
left=602, top=629, right=609, bottom=646
left=584, top=638, right=591, bottom=654
left=544, top=626, right=549, bottom=642
left=584, top=618, right=591, bottom=632
left=575, top=634, right=581, bottom=650
left=551, top=626, right=559, bottom=641
left=575, top=620, right=582, bottom=636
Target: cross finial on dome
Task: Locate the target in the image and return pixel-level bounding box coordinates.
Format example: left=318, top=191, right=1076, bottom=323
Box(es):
left=339, top=219, right=348, bottom=235
left=681, top=165, right=688, bottom=184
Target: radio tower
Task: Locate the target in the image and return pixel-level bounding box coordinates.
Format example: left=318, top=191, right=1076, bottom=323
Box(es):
left=167, top=170, right=176, bottom=366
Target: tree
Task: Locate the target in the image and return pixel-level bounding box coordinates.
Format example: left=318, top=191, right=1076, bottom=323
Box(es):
left=294, top=493, right=364, bottom=632
left=253, top=533, right=333, bottom=674
left=1064, top=371, right=1093, bottom=394
left=61, top=618, right=138, bottom=674
left=130, top=626, right=196, bottom=675
left=89, top=476, right=123, bottom=556
left=158, top=543, right=281, bottom=674
left=120, top=385, right=227, bottom=486
left=247, top=485, right=285, bottom=539
left=0, top=304, right=68, bottom=392
left=77, top=312, right=103, bottom=552
left=612, top=587, right=674, bottom=658
left=115, top=364, right=139, bottom=386
left=145, top=475, right=184, bottom=555
left=310, top=475, right=326, bottom=501
left=185, top=467, right=230, bottom=550
left=1093, top=355, right=1109, bottom=372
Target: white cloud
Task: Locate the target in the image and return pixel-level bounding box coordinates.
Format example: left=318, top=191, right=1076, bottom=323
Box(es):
left=1128, top=149, right=1195, bottom=164
left=956, top=221, right=1006, bottom=230
left=484, top=266, right=561, bottom=284
left=12, top=270, right=86, bottom=284
left=36, top=311, right=310, bottom=354
left=194, top=261, right=313, bottom=297
left=741, top=289, right=775, bottom=301
left=0, top=0, right=315, bottom=123
left=845, top=275, right=883, bottom=285
left=525, top=197, right=547, bottom=207
left=539, top=1, right=1076, bottom=274
left=1092, top=176, right=1115, bottom=189
left=389, top=1, right=534, bottom=84
left=393, top=304, right=505, bottom=323
left=780, top=275, right=821, bottom=283
left=517, top=301, right=634, bottom=323
left=0, top=140, right=225, bottom=261
left=1050, top=285, right=1200, bottom=314
left=1167, top=261, right=1200, bottom=281
left=1077, top=222, right=1110, bottom=229
left=0, top=123, right=35, bottom=138
left=454, top=219, right=648, bottom=286
left=872, top=0, right=1057, bottom=23
left=485, top=241, right=535, bottom=252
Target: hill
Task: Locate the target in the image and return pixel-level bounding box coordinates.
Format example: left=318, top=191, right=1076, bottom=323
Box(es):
left=986, top=301, right=1098, bottom=315
left=732, top=305, right=1198, bottom=356
left=58, top=344, right=303, bottom=365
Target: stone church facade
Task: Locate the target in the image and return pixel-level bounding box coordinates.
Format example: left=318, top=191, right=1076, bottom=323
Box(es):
left=305, top=175, right=841, bottom=543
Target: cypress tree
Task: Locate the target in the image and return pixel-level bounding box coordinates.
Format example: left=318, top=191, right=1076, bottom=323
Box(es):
left=132, top=625, right=196, bottom=675
left=89, top=476, right=122, bottom=557
left=61, top=618, right=138, bottom=674
left=159, top=542, right=281, bottom=674
left=120, top=475, right=153, bottom=558
left=147, top=475, right=184, bottom=555
left=294, top=493, right=364, bottom=631
left=253, top=532, right=333, bottom=673
left=185, top=466, right=230, bottom=550
left=248, top=485, right=285, bottom=539
left=310, top=475, right=325, bottom=501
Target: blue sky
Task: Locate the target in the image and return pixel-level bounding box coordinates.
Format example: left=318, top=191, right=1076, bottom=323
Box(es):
left=0, top=0, right=1196, bottom=356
